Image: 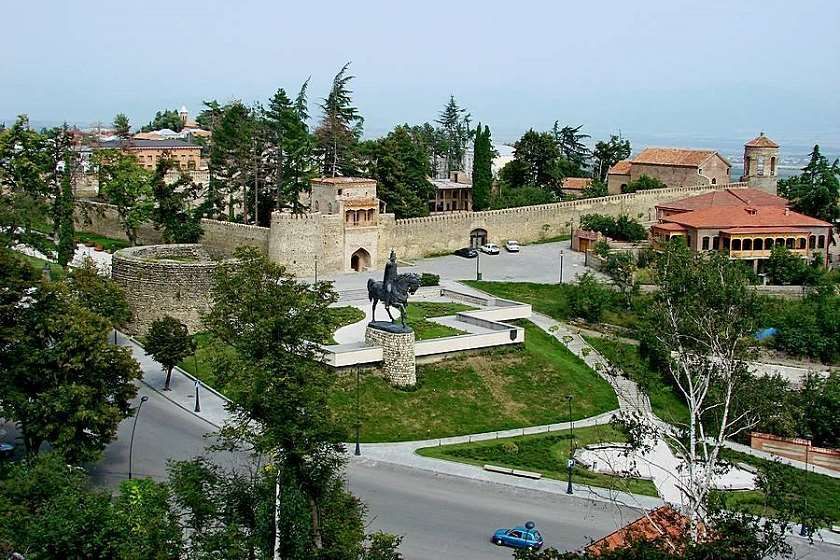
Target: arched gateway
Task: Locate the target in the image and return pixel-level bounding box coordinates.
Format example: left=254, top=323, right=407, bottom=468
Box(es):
left=350, top=248, right=371, bottom=272
left=470, top=228, right=488, bottom=248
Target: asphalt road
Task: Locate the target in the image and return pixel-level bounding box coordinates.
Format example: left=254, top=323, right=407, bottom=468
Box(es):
left=4, top=384, right=835, bottom=559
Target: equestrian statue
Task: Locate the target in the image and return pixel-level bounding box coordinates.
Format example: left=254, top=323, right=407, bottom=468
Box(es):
left=367, top=250, right=421, bottom=330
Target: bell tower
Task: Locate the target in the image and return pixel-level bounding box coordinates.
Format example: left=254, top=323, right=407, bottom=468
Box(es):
left=741, top=132, right=780, bottom=195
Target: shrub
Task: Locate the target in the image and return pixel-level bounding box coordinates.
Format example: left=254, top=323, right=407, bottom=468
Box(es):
left=593, top=239, right=611, bottom=258
left=420, top=272, right=440, bottom=287
left=579, top=213, right=647, bottom=242
left=569, top=272, right=613, bottom=323
left=621, top=174, right=666, bottom=193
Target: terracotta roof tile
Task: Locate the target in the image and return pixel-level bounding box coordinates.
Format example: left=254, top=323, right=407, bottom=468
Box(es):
left=632, top=147, right=724, bottom=168
left=663, top=206, right=831, bottom=229
left=745, top=133, right=779, bottom=148
left=652, top=222, right=688, bottom=231
left=562, top=177, right=593, bottom=190
left=313, top=177, right=376, bottom=185
left=608, top=160, right=632, bottom=175
left=657, top=188, right=789, bottom=212
left=720, top=227, right=810, bottom=235
left=585, top=506, right=691, bottom=556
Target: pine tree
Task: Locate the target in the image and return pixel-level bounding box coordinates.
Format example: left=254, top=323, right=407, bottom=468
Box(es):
left=315, top=63, right=364, bottom=177
left=56, top=155, right=76, bottom=267
left=592, top=134, right=631, bottom=182
left=436, top=96, right=472, bottom=174
left=778, top=145, right=840, bottom=224
left=112, top=113, right=131, bottom=140
left=471, top=124, right=493, bottom=210
left=552, top=123, right=590, bottom=176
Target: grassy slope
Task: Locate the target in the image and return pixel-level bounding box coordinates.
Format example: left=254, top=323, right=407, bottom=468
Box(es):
left=329, top=321, right=618, bottom=442
left=418, top=425, right=658, bottom=497
left=583, top=335, right=689, bottom=425
left=715, top=449, right=840, bottom=525
left=401, top=301, right=475, bottom=340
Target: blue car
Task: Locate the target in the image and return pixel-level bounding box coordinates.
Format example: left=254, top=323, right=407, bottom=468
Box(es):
left=492, top=521, right=543, bottom=550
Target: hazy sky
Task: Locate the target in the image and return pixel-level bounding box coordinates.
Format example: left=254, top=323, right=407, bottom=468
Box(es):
left=3, top=0, right=839, bottom=149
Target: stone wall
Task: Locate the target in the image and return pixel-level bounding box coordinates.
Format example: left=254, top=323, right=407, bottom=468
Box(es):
left=365, top=325, right=416, bottom=387
left=75, top=200, right=162, bottom=245
left=111, top=244, right=228, bottom=335
left=199, top=218, right=270, bottom=255
left=388, top=184, right=744, bottom=260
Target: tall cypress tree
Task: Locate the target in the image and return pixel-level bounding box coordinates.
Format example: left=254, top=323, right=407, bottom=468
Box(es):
left=56, top=155, right=76, bottom=267
left=471, top=124, right=492, bottom=210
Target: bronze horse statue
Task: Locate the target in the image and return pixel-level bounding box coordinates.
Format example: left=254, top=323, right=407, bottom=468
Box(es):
left=367, top=272, right=421, bottom=328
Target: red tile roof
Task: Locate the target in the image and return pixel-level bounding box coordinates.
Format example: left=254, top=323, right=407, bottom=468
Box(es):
left=745, top=133, right=779, bottom=148
left=608, top=160, right=632, bottom=175
left=657, top=188, right=789, bottom=213
left=652, top=222, right=688, bottom=232
left=632, top=147, right=727, bottom=168
left=720, top=227, right=810, bottom=235
left=313, top=177, right=375, bottom=184
left=585, top=506, right=691, bottom=556
left=562, top=177, right=593, bottom=190
left=663, top=206, right=831, bottom=229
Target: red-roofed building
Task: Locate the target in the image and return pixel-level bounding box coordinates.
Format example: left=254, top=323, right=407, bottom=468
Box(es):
left=585, top=506, right=694, bottom=556
left=561, top=177, right=593, bottom=197
left=651, top=189, right=833, bottom=271
left=607, top=147, right=731, bottom=194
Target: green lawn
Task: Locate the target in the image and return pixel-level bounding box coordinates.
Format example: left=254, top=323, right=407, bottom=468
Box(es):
left=715, top=448, right=840, bottom=526
left=19, top=254, right=65, bottom=281
left=418, top=424, right=659, bottom=497
left=583, top=335, right=689, bottom=425
left=75, top=231, right=130, bottom=252
left=401, top=301, right=476, bottom=340
left=328, top=320, right=618, bottom=442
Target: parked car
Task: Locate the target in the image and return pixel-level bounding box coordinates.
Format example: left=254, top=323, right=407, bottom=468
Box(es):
left=480, top=243, right=500, bottom=255
left=492, top=521, right=543, bottom=550
left=504, top=240, right=520, bottom=252
left=453, top=247, right=478, bottom=258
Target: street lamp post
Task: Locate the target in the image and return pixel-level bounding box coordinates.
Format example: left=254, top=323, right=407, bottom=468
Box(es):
left=194, top=380, right=201, bottom=413
left=800, top=432, right=812, bottom=536
left=476, top=249, right=482, bottom=281
left=559, top=250, right=565, bottom=284
left=314, top=256, right=318, bottom=284
left=566, top=394, right=574, bottom=494
left=354, top=369, right=361, bottom=456
left=128, top=395, right=149, bottom=480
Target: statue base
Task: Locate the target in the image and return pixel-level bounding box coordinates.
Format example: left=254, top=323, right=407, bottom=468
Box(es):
left=368, top=320, right=413, bottom=334
left=365, top=324, right=416, bottom=387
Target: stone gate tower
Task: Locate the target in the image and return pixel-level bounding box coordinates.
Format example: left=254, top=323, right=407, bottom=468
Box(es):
left=740, top=132, right=780, bottom=195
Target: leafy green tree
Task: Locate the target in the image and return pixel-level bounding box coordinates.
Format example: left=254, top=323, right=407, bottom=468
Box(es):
left=766, top=284, right=839, bottom=363
left=264, top=82, right=315, bottom=213
left=796, top=371, right=840, bottom=448
left=511, top=129, right=563, bottom=192
left=364, top=125, right=435, bottom=218
left=203, top=247, right=345, bottom=554
left=141, top=109, right=184, bottom=132
left=56, top=152, right=77, bottom=267
left=436, top=95, right=472, bottom=174
left=778, top=144, right=840, bottom=224
left=0, top=281, right=141, bottom=461
left=113, top=478, right=184, bottom=559
left=66, top=257, right=132, bottom=327
left=150, top=157, right=205, bottom=242
left=145, top=315, right=195, bottom=391
left=43, top=123, right=76, bottom=237
left=471, top=123, right=493, bottom=210
left=569, top=272, right=612, bottom=323
left=209, top=101, right=258, bottom=222
left=592, top=134, right=631, bottom=182
left=489, top=184, right=556, bottom=209
left=622, top=174, right=666, bottom=193
left=766, top=245, right=811, bottom=285
left=604, top=251, right=637, bottom=306
left=552, top=123, right=590, bottom=176
left=580, top=213, right=647, bottom=242
left=0, top=115, right=53, bottom=254
left=581, top=179, right=608, bottom=198
left=95, top=149, right=154, bottom=245
left=316, top=62, right=364, bottom=177
left=113, top=113, right=132, bottom=140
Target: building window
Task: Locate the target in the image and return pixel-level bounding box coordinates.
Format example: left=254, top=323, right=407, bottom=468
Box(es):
left=809, top=235, right=816, bottom=248
left=765, top=238, right=774, bottom=249
left=314, top=200, right=319, bottom=212
left=775, top=238, right=785, bottom=247
left=770, top=156, right=777, bottom=176
left=732, top=239, right=741, bottom=251
left=328, top=203, right=333, bottom=214
left=785, top=238, right=794, bottom=249
left=743, top=239, right=752, bottom=251
left=702, top=236, right=710, bottom=250
left=818, top=235, right=826, bottom=248
left=711, top=178, right=717, bottom=185
left=754, top=238, right=763, bottom=251
left=712, top=236, right=720, bottom=250
left=757, top=157, right=765, bottom=176
left=797, top=238, right=806, bottom=250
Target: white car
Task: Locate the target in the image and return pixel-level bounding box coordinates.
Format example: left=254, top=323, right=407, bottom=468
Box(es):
left=504, top=240, right=520, bottom=253
left=480, top=243, right=500, bottom=255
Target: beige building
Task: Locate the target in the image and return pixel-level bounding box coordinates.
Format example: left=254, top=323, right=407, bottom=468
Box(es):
left=651, top=187, right=832, bottom=271
left=99, top=138, right=202, bottom=171
left=740, top=132, right=780, bottom=195
left=561, top=177, right=593, bottom=197
left=608, top=147, right=732, bottom=194
left=430, top=176, right=472, bottom=212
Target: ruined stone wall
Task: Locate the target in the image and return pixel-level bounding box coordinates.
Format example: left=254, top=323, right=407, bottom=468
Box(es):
left=387, top=184, right=746, bottom=260
left=75, top=200, right=162, bottom=244
left=199, top=219, right=270, bottom=255
left=111, top=244, right=227, bottom=335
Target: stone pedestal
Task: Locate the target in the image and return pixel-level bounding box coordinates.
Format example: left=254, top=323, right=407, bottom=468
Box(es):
left=365, top=323, right=416, bottom=387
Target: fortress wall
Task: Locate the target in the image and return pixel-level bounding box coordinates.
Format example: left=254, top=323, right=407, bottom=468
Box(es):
left=199, top=219, right=270, bottom=254
left=268, top=212, right=325, bottom=276
left=75, top=200, right=162, bottom=245
left=387, top=184, right=746, bottom=260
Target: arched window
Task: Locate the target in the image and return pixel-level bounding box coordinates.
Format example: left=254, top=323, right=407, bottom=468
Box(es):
left=754, top=238, right=763, bottom=251
left=744, top=156, right=751, bottom=176
left=711, top=178, right=717, bottom=185
left=722, top=237, right=731, bottom=250
left=809, top=235, right=816, bottom=248
left=367, top=209, right=374, bottom=221
left=818, top=235, right=826, bottom=248
left=712, top=236, right=720, bottom=250
left=765, top=238, right=774, bottom=249
left=702, top=236, right=710, bottom=250
left=785, top=238, right=794, bottom=249
left=345, top=210, right=353, bottom=223
left=775, top=238, right=785, bottom=247
left=314, top=200, right=319, bottom=212
left=797, top=238, right=806, bottom=250
left=732, top=239, right=742, bottom=251
left=757, top=157, right=765, bottom=176
left=743, top=238, right=752, bottom=251
left=328, top=203, right=333, bottom=214
left=770, top=156, right=777, bottom=176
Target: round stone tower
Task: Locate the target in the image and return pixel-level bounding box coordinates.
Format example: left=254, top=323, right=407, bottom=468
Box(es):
left=740, top=132, right=780, bottom=195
